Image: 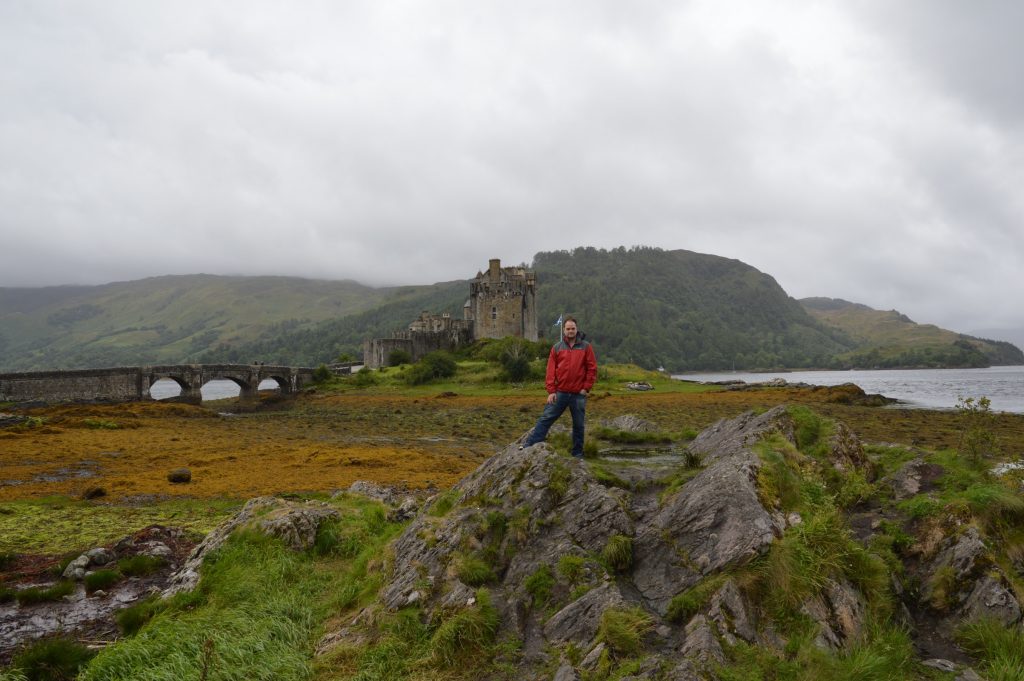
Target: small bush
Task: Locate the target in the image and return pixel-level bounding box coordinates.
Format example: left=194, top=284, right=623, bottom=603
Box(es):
left=404, top=351, right=457, bottom=385
left=84, top=569, right=120, bottom=594
left=897, top=494, right=941, bottom=519
left=597, top=607, right=653, bottom=657
left=601, top=534, right=633, bottom=573
left=118, top=554, right=166, bottom=577
left=15, top=580, right=75, bottom=606
left=10, top=636, right=96, bottom=681
left=353, top=367, right=378, bottom=387
left=116, top=595, right=167, bottom=636
left=387, top=349, right=412, bottom=366
left=524, top=565, right=555, bottom=607
left=0, top=585, right=15, bottom=603
left=456, top=554, right=496, bottom=587
left=430, top=589, right=500, bottom=666
left=312, top=364, right=333, bottom=383
left=557, top=554, right=586, bottom=584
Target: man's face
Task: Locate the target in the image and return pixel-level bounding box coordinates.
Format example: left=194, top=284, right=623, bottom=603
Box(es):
left=563, top=321, right=577, bottom=340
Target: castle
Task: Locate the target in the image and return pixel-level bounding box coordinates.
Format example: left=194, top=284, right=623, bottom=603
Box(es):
left=363, top=259, right=537, bottom=368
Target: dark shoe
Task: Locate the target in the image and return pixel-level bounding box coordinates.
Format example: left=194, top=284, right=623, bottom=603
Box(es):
left=571, top=452, right=584, bottom=459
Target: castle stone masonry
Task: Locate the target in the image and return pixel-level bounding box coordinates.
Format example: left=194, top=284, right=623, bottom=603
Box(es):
left=363, top=259, right=537, bottom=368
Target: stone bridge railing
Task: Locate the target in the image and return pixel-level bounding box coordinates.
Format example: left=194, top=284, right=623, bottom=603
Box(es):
left=0, top=364, right=317, bottom=405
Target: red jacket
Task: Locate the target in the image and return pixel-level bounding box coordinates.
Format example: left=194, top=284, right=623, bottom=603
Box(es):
left=545, top=337, right=597, bottom=394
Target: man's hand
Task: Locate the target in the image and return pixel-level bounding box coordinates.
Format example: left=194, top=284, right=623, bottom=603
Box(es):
left=546, top=392, right=557, bottom=405
left=580, top=389, right=588, bottom=397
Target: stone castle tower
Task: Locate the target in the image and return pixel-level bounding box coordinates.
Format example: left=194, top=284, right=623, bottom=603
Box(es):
left=363, top=258, right=537, bottom=368
left=464, top=259, right=538, bottom=341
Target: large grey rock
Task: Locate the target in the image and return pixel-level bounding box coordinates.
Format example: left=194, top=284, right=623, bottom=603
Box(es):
left=632, top=408, right=787, bottom=613
left=706, top=578, right=756, bottom=644
left=553, top=662, right=580, bottom=681
left=163, top=497, right=338, bottom=596
left=543, top=583, right=627, bottom=645
left=680, top=614, right=724, bottom=666
left=960, top=573, right=1022, bottom=627
left=883, top=458, right=943, bottom=501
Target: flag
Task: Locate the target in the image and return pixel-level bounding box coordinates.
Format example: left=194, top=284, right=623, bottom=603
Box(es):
left=553, top=314, right=562, bottom=327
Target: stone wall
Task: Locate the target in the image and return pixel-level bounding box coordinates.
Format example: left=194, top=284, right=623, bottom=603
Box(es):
left=363, top=323, right=473, bottom=369
left=468, top=258, right=537, bottom=341
left=0, top=367, right=142, bottom=404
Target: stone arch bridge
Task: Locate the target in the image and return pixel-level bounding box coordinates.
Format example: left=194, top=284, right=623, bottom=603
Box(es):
left=0, top=364, right=318, bottom=405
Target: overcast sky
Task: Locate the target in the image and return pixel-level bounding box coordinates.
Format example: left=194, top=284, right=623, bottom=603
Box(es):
left=1, top=1, right=1022, bottom=336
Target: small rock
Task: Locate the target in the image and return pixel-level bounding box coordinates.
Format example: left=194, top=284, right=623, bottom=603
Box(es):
left=553, top=662, right=580, bottom=681
left=167, top=468, right=191, bottom=483
left=387, top=497, right=419, bottom=522
left=86, top=547, right=116, bottom=566
left=922, top=659, right=957, bottom=673
left=580, top=642, right=606, bottom=670
left=62, top=555, right=90, bottom=580
left=92, top=589, right=107, bottom=598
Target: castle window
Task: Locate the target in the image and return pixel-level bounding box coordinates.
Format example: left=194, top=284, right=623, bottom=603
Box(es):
left=491, top=306, right=497, bottom=320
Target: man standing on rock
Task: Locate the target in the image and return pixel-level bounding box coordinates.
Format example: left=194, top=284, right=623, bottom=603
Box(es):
left=522, top=317, right=597, bottom=458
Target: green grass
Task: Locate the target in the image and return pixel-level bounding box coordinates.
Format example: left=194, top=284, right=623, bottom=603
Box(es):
left=666, top=574, right=729, bottom=623
left=84, top=568, right=120, bottom=594
left=524, top=565, right=555, bottom=607
left=590, top=427, right=674, bottom=445
left=116, top=595, right=168, bottom=636
left=958, top=618, right=1024, bottom=681
left=596, top=607, right=653, bottom=657
left=455, top=554, right=497, bottom=587
left=77, top=496, right=402, bottom=681
left=601, top=534, right=633, bottom=573
left=429, top=589, right=501, bottom=667
left=428, top=489, right=459, bottom=517
left=14, top=580, right=75, bottom=606
left=8, top=636, right=96, bottom=681
left=556, top=554, right=586, bottom=584
left=589, top=463, right=630, bottom=489
left=0, top=497, right=240, bottom=554
left=118, top=555, right=166, bottom=577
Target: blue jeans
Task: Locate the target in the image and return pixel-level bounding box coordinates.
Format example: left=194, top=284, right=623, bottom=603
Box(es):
left=524, top=391, right=587, bottom=457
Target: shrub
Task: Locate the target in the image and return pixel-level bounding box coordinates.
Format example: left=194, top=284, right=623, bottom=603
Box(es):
left=15, top=580, right=75, bottom=606
left=524, top=565, right=555, bottom=606
left=601, top=534, right=633, bottom=573
left=387, top=349, right=412, bottom=366
left=597, top=607, right=653, bottom=657
left=353, top=366, right=378, bottom=387
left=404, top=351, right=458, bottom=385
left=456, top=554, right=496, bottom=586
left=312, top=364, right=332, bottom=383
left=118, top=554, right=166, bottom=577
left=430, top=589, right=500, bottom=666
left=10, top=636, right=95, bottom=681
left=84, top=569, right=120, bottom=594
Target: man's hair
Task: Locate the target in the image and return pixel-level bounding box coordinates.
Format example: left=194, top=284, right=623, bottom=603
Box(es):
left=563, top=316, right=578, bottom=326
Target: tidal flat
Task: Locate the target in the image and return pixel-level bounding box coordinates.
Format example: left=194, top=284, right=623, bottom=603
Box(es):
left=3, top=382, right=1024, bottom=557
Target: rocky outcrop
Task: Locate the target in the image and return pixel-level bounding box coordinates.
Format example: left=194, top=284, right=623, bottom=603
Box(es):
left=361, top=406, right=836, bottom=675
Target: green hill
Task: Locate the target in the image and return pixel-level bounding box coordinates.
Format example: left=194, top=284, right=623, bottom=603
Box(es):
left=201, top=247, right=856, bottom=372
left=800, top=297, right=1024, bottom=368
left=0, top=275, right=387, bottom=371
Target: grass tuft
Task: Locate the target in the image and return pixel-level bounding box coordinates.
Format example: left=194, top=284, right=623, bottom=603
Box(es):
left=84, top=569, right=120, bottom=594
left=524, top=565, right=555, bottom=607
left=455, top=554, right=497, bottom=587
left=596, top=606, right=653, bottom=657
left=10, top=636, right=96, bottom=681
left=601, top=534, right=633, bottom=573
left=15, top=580, right=75, bottom=606
left=429, top=588, right=500, bottom=667
left=117, top=555, right=165, bottom=577
left=958, top=618, right=1024, bottom=681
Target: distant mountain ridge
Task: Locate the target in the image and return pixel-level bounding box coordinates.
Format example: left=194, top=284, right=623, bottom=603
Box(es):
left=1, top=250, right=1020, bottom=372
left=800, top=297, right=1024, bottom=368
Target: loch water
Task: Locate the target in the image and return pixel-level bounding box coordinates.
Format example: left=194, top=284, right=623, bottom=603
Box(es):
left=674, top=365, right=1024, bottom=414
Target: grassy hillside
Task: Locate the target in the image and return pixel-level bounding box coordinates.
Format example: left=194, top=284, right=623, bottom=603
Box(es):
left=210, top=247, right=855, bottom=372
left=801, top=297, right=1024, bottom=368
left=0, top=275, right=387, bottom=371
left=196, top=280, right=470, bottom=366
left=531, top=247, right=853, bottom=371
